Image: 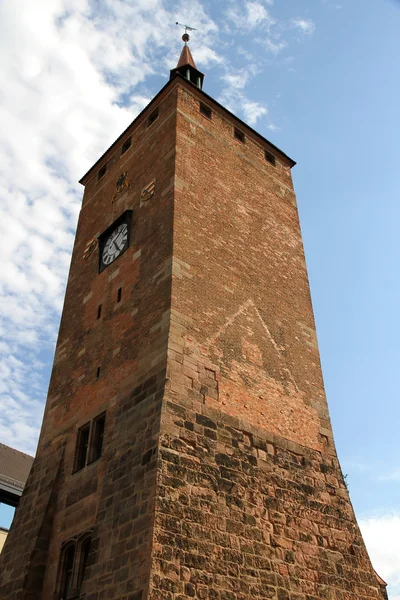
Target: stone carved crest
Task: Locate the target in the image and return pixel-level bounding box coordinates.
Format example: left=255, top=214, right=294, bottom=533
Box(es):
left=112, top=171, right=130, bottom=203
left=83, top=237, right=98, bottom=259
left=140, top=180, right=155, bottom=204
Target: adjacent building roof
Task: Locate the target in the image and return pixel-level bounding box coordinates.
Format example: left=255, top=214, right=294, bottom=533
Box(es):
left=0, top=443, right=34, bottom=506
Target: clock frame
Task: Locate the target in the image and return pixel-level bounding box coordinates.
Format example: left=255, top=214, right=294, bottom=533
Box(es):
left=98, top=211, right=133, bottom=273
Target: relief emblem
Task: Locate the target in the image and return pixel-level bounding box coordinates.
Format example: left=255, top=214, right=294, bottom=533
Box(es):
left=140, top=180, right=156, bottom=204
left=112, top=171, right=130, bottom=203
left=83, top=237, right=98, bottom=259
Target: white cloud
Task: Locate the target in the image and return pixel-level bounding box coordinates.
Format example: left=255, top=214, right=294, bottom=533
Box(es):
left=360, top=512, right=400, bottom=598
left=222, top=71, right=250, bottom=90
left=291, top=17, right=316, bottom=36
left=246, top=2, right=271, bottom=28
left=227, top=1, right=276, bottom=32
left=0, top=0, right=220, bottom=454
left=264, top=38, right=287, bottom=55
left=218, top=75, right=268, bottom=127
left=241, top=99, right=268, bottom=125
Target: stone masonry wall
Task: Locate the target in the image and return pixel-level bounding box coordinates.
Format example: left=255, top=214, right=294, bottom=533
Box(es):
left=148, top=81, right=384, bottom=599
left=152, top=398, right=383, bottom=600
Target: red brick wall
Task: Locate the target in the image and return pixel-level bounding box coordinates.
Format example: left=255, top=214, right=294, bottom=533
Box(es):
left=0, top=76, right=384, bottom=600
left=169, top=85, right=330, bottom=453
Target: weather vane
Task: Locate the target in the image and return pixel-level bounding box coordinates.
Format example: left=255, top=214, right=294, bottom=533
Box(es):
left=176, top=22, right=197, bottom=44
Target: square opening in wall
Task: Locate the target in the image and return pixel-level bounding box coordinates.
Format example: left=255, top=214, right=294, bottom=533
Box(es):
left=200, top=102, right=212, bottom=119
left=148, top=108, right=159, bottom=127
left=121, top=137, right=132, bottom=155
left=98, top=164, right=107, bottom=180
left=265, top=149, right=276, bottom=166
left=234, top=128, right=245, bottom=143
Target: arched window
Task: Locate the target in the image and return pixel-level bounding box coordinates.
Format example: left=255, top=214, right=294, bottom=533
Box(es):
left=60, top=544, right=75, bottom=600
left=77, top=535, right=91, bottom=588
left=57, top=532, right=93, bottom=598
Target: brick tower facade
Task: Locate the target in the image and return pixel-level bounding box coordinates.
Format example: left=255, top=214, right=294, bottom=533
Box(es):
left=0, top=41, right=387, bottom=600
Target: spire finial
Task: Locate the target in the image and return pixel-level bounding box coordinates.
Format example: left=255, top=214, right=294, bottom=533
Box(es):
left=176, top=22, right=197, bottom=46
left=171, top=23, right=204, bottom=89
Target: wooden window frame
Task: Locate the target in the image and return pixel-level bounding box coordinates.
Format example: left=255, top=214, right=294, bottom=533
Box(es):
left=88, top=412, right=106, bottom=464
left=73, top=423, right=90, bottom=473
left=73, top=412, right=106, bottom=472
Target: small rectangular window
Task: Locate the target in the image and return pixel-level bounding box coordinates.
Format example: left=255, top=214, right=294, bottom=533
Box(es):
left=117, top=287, right=122, bottom=303
left=97, top=304, right=102, bottom=320
left=234, top=128, right=245, bottom=143
left=265, top=149, right=276, bottom=166
left=90, top=414, right=106, bottom=463
left=96, top=366, right=101, bottom=379
left=121, top=137, right=132, bottom=155
left=98, top=164, right=107, bottom=180
left=200, top=102, right=212, bottom=119
left=74, top=424, right=90, bottom=471
left=148, top=108, right=159, bottom=127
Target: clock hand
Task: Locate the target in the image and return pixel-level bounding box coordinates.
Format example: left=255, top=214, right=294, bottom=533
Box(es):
left=114, top=232, right=124, bottom=249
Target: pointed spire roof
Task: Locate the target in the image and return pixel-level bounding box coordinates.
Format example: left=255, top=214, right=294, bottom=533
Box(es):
left=170, top=31, right=204, bottom=89
left=176, top=44, right=197, bottom=69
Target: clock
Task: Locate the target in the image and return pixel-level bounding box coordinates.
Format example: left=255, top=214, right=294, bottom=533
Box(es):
left=102, top=223, right=128, bottom=266
left=99, top=211, right=132, bottom=272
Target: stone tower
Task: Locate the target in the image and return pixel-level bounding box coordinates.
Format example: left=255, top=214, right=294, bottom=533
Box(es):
left=0, top=39, right=387, bottom=600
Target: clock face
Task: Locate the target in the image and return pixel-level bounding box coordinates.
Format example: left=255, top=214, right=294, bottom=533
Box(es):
left=101, top=222, right=128, bottom=267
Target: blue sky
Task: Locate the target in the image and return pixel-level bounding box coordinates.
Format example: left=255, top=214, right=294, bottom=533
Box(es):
left=0, top=0, right=399, bottom=595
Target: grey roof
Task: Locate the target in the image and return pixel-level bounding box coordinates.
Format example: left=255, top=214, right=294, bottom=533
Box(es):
left=0, top=443, right=34, bottom=492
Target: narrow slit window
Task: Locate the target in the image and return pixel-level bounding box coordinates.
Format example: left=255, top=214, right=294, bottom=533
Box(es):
left=91, top=414, right=106, bottom=463
left=75, top=424, right=90, bottom=471
left=234, top=128, right=245, bottom=143
left=117, top=287, right=122, bottom=303
left=148, top=108, right=159, bottom=127
left=200, top=102, right=212, bottom=119
left=97, top=304, right=102, bottom=320
left=121, top=137, right=132, bottom=155
left=98, top=164, right=107, bottom=180
left=96, top=366, right=101, bottom=379
left=264, top=149, right=276, bottom=166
